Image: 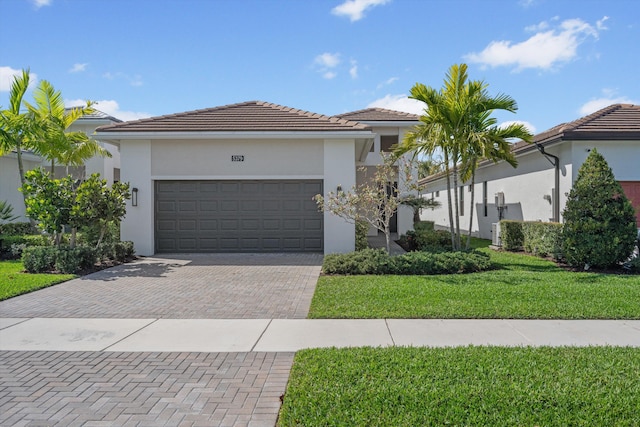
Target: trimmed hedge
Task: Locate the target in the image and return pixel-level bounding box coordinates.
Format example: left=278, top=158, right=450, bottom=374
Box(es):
left=322, top=248, right=493, bottom=275
left=0, top=234, right=50, bottom=259
left=522, top=222, right=563, bottom=259
left=398, top=228, right=452, bottom=252
left=0, top=222, right=37, bottom=236
left=500, top=220, right=523, bottom=251
left=21, top=241, right=136, bottom=274
left=500, top=220, right=563, bottom=259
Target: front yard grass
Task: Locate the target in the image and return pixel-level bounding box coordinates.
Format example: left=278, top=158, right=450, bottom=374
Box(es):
left=309, top=240, right=640, bottom=319
left=0, top=260, right=75, bottom=300
left=278, top=346, right=640, bottom=426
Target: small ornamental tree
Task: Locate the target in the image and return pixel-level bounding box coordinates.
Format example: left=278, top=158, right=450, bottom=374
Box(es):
left=20, top=168, right=76, bottom=246
left=314, top=154, right=420, bottom=253
left=562, top=148, right=637, bottom=269
left=73, top=174, right=130, bottom=247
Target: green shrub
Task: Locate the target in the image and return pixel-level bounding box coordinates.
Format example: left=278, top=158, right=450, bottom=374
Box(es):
left=414, top=221, right=435, bottom=232
left=79, top=222, right=120, bottom=246
left=562, top=149, right=637, bottom=269
left=626, top=256, right=640, bottom=273
left=500, top=220, right=524, bottom=251
left=21, top=246, right=57, bottom=273
left=0, top=222, right=38, bottom=236
left=54, top=246, right=97, bottom=274
left=399, top=228, right=451, bottom=252
left=114, top=241, right=135, bottom=262
left=0, top=234, right=50, bottom=259
left=355, top=220, right=369, bottom=251
left=323, top=249, right=392, bottom=275
left=522, top=222, right=563, bottom=259
left=322, top=248, right=492, bottom=275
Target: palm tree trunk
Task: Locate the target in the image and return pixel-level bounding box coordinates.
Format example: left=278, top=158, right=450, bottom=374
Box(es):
left=452, top=161, right=461, bottom=251
left=466, top=171, right=476, bottom=250
left=15, top=140, right=37, bottom=228
left=443, top=152, right=455, bottom=250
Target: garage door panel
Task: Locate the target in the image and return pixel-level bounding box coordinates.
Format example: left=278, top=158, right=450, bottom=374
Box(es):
left=155, top=180, right=323, bottom=252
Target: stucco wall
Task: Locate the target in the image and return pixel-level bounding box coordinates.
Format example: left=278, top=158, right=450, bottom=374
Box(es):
left=323, top=139, right=356, bottom=253
left=151, top=139, right=323, bottom=178
left=0, top=154, right=45, bottom=222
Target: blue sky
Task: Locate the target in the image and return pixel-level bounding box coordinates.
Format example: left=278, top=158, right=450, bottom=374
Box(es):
left=1, top=0, right=638, bottom=134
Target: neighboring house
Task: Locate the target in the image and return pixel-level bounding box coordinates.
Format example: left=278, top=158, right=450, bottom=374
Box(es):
left=419, top=104, right=640, bottom=241
left=0, top=110, right=121, bottom=221
left=95, top=101, right=419, bottom=255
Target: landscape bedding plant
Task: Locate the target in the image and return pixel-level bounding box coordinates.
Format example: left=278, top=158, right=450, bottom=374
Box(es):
left=278, top=346, right=640, bottom=427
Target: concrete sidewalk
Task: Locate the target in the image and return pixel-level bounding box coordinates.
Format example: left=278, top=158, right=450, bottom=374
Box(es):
left=2, top=318, right=639, bottom=352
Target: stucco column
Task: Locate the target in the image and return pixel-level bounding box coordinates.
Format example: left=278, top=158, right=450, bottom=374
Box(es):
left=323, top=139, right=356, bottom=254
left=120, top=139, right=154, bottom=256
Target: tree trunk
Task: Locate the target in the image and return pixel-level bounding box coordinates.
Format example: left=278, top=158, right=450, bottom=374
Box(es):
left=452, top=161, right=461, bottom=251
left=443, top=152, right=455, bottom=250
left=15, top=140, right=37, bottom=228
left=70, top=227, right=77, bottom=248
left=466, top=171, right=476, bottom=250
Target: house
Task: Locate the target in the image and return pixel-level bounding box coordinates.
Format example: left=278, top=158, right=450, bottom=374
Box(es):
left=0, top=110, right=121, bottom=221
left=419, top=104, right=640, bottom=240
left=95, top=101, right=419, bottom=255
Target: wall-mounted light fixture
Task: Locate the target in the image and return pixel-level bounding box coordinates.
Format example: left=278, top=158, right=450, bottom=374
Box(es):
left=337, top=185, right=342, bottom=193
left=132, top=187, right=138, bottom=207
left=543, top=194, right=552, bottom=204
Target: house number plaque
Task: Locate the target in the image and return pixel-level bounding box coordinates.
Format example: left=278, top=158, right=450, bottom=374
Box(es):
left=231, top=155, right=245, bottom=162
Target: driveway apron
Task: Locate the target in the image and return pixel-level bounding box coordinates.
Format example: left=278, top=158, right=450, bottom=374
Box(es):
left=0, top=253, right=323, bottom=427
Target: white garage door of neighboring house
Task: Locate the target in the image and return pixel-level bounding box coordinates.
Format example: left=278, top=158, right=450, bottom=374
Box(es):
left=154, top=180, right=323, bottom=253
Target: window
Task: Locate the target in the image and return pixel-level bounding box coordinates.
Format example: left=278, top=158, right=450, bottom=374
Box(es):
left=380, top=135, right=398, bottom=152
left=459, top=186, right=464, bottom=216
left=483, top=181, right=488, bottom=217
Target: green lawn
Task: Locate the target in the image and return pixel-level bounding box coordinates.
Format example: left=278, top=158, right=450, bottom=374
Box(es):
left=309, top=242, right=640, bottom=319
left=279, top=346, right=640, bottom=426
left=0, top=260, right=75, bottom=300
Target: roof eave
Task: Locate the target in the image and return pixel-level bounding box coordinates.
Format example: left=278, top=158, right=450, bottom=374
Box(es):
left=94, top=130, right=376, bottom=142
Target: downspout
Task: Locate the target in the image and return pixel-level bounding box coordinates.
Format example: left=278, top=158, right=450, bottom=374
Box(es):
left=534, top=142, right=560, bottom=222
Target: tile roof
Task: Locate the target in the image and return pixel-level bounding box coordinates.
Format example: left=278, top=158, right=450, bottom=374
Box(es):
left=96, top=101, right=370, bottom=133
left=511, top=103, right=640, bottom=153
left=334, top=107, right=419, bottom=122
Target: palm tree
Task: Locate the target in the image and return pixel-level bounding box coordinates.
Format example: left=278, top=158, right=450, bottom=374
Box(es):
left=396, top=64, right=532, bottom=250
left=458, top=80, right=532, bottom=249
left=26, top=80, right=110, bottom=178
left=0, top=69, right=37, bottom=224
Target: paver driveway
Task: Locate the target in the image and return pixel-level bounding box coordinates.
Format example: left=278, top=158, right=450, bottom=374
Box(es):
left=0, top=253, right=323, bottom=427
left=0, top=253, right=322, bottom=319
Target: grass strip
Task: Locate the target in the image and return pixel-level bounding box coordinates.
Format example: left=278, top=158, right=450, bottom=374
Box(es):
left=0, top=260, right=75, bottom=300
left=279, top=346, right=640, bottom=426
left=310, top=246, right=640, bottom=319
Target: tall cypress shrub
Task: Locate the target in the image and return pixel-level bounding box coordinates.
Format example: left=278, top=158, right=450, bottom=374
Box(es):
left=562, top=149, right=637, bottom=269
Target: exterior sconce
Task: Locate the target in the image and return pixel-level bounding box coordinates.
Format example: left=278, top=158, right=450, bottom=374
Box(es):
left=132, top=187, right=138, bottom=207
left=337, top=185, right=342, bottom=193
left=543, top=194, right=552, bottom=204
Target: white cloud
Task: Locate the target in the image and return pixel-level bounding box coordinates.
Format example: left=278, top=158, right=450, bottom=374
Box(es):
left=103, top=71, right=144, bottom=87
left=30, top=0, right=52, bottom=9
left=377, top=76, right=398, bottom=89
left=65, top=99, right=151, bottom=122
left=69, top=63, right=88, bottom=73
left=349, top=60, right=358, bottom=79
left=579, top=95, right=638, bottom=116
left=314, top=53, right=340, bottom=68
left=314, top=52, right=341, bottom=79
left=499, top=120, right=537, bottom=134
left=367, top=94, right=424, bottom=115
left=332, top=0, right=391, bottom=22
left=465, top=17, right=605, bottom=71
left=0, top=66, right=37, bottom=92
left=596, top=16, right=609, bottom=30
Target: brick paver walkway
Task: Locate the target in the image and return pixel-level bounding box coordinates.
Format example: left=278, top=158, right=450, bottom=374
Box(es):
left=0, top=253, right=322, bottom=426
left=0, top=253, right=322, bottom=319
left=0, top=351, right=293, bottom=427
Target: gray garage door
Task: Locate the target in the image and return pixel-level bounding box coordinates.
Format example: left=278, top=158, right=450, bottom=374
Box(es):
left=155, top=180, right=323, bottom=253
